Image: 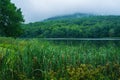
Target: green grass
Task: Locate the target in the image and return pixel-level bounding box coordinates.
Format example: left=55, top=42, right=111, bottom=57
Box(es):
left=0, top=37, right=120, bottom=80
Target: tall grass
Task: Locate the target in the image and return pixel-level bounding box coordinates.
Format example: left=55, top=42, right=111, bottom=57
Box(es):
left=0, top=37, right=120, bottom=80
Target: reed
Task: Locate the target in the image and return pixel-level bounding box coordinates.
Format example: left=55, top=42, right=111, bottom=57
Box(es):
left=0, top=37, right=120, bottom=80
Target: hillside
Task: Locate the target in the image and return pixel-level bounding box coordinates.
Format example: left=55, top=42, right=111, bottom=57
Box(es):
left=22, top=13, right=120, bottom=38
left=45, top=13, right=92, bottom=21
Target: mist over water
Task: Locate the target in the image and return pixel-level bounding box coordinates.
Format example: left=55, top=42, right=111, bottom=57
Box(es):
left=11, top=0, right=120, bottom=23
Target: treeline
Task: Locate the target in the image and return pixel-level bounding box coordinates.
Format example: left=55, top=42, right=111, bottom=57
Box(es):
left=22, top=15, right=120, bottom=38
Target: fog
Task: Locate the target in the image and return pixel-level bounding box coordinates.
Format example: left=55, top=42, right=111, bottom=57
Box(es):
left=11, top=0, right=120, bottom=23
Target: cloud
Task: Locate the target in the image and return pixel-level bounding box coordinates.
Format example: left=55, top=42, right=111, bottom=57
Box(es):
left=11, top=0, right=120, bottom=23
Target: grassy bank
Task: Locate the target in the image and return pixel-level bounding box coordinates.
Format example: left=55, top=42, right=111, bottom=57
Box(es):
left=0, top=37, right=120, bottom=80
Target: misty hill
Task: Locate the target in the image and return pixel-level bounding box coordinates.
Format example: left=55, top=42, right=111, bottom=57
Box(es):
left=45, top=13, right=92, bottom=21
left=22, top=13, right=120, bottom=38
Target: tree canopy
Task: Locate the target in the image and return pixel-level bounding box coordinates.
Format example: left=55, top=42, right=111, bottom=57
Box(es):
left=22, top=15, right=120, bottom=38
left=0, top=0, right=24, bottom=37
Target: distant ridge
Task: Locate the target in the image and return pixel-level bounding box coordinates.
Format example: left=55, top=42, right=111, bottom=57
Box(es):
left=22, top=14, right=120, bottom=38
left=44, top=13, right=93, bottom=21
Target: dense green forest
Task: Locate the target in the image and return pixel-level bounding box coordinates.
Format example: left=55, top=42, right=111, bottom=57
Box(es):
left=22, top=14, right=120, bottom=38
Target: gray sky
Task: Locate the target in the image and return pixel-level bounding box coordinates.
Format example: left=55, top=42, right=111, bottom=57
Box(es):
left=11, top=0, right=120, bottom=23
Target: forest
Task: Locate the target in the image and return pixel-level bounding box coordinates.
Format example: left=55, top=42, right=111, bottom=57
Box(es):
left=22, top=14, right=120, bottom=38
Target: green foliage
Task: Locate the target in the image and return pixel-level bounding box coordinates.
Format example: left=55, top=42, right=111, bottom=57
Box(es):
left=48, top=63, right=120, bottom=80
left=22, top=15, right=120, bottom=38
left=0, top=0, right=24, bottom=37
left=0, top=37, right=120, bottom=80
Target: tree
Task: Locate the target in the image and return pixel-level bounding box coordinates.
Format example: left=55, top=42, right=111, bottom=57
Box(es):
left=0, top=0, right=24, bottom=37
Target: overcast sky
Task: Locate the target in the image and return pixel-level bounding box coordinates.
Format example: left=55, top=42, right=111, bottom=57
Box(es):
left=11, top=0, right=120, bottom=23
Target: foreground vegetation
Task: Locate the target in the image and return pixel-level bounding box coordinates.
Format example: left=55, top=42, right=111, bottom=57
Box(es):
left=0, top=0, right=24, bottom=37
left=0, top=37, right=120, bottom=80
